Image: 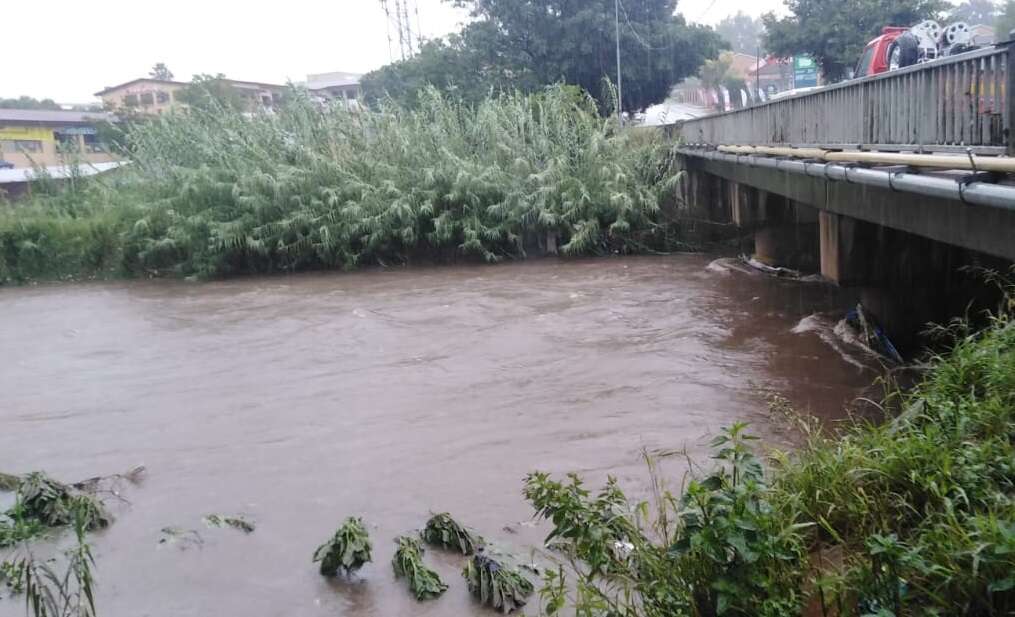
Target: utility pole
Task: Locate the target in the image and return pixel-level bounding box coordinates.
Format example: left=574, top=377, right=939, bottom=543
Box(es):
left=615, top=0, right=623, bottom=123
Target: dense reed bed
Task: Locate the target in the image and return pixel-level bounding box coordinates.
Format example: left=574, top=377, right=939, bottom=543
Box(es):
left=0, top=86, right=684, bottom=283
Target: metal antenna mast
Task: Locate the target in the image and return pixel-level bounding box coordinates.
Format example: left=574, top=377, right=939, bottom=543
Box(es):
left=379, top=0, right=419, bottom=61
left=379, top=0, right=395, bottom=62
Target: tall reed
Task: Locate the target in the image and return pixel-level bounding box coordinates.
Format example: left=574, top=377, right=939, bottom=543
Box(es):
left=1, top=86, right=684, bottom=282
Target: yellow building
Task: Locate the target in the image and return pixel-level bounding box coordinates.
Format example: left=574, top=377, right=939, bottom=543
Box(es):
left=0, top=109, right=117, bottom=169
left=94, top=78, right=188, bottom=115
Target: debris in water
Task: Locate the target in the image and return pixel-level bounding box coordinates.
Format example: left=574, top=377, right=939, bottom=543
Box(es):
left=422, top=512, right=484, bottom=555
left=158, top=527, right=204, bottom=550
left=846, top=304, right=904, bottom=364
left=744, top=255, right=801, bottom=278
left=14, top=472, right=110, bottom=530
left=391, top=536, right=447, bottom=601
left=313, top=517, right=372, bottom=576
left=0, top=474, right=18, bottom=493
left=462, top=548, right=534, bottom=614
left=203, top=514, right=255, bottom=534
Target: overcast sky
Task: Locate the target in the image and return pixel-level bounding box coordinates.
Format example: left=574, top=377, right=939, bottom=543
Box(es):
left=3, top=0, right=789, bottom=104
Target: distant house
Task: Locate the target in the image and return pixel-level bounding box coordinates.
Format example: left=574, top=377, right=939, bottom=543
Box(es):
left=970, top=24, right=996, bottom=46
left=748, top=58, right=795, bottom=95
left=728, top=53, right=763, bottom=79
left=94, top=78, right=188, bottom=115
left=0, top=109, right=117, bottom=170
left=306, top=72, right=363, bottom=108
left=95, top=77, right=289, bottom=114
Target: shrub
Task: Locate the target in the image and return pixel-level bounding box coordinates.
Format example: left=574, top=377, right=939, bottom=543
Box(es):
left=391, top=536, right=447, bottom=600
left=422, top=512, right=483, bottom=555
left=313, top=517, right=372, bottom=576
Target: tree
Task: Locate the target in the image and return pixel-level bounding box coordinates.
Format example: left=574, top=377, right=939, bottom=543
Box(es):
left=997, top=0, right=1015, bottom=38
left=950, top=0, right=1000, bottom=24
left=149, top=63, right=174, bottom=81
left=715, top=12, right=765, bottom=55
left=763, top=0, right=945, bottom=82
left=362, top=0, right=723, bottom=112
left=0, top=96, right=61, bottom=110
left=177, top=74, right=246, bottom=110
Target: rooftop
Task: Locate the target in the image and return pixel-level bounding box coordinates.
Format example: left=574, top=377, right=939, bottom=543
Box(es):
left=307, top=71, right=363, bottom=90
left=0, top=109, right=114, bottom=125
left=0, top=161, right=125, bottom=184
left=94, top=78, right=188, bottom=97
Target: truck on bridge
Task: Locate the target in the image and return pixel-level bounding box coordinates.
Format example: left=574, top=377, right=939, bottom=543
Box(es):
left=855, top=19, right=984, bottom=77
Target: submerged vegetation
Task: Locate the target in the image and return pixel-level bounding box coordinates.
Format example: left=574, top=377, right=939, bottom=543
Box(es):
left=0, top=472, right=115, bottom=616
left=0, top=85, right=684, bottom=284
left=313, top=517, right=373, bottom=576
left=463, top=550, right=535, bottom=614
left=391, top=536, right=447, bottom=601
left=422, top=512, right=484, bottom=555
left=524, top=297, right=1015, bottom=616
left=0, top=473, right=109, bottom=549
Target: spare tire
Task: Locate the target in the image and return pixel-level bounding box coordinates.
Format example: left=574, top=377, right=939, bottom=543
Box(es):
left=887, top=32, right=920, bottom=70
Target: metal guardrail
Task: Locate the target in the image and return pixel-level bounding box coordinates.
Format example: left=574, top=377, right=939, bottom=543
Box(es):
left=672, top=45, right=1014, bottom=155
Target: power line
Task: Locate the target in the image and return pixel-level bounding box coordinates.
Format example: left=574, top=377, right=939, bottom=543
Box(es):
left=617, top=0, right=678, bottom=52
left=698, top=0, right=722, bottom=22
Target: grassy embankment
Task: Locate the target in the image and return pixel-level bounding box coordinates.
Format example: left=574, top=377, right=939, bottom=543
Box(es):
left=526, top=291, right=1015, bottom=616
left=0, top=86, right=685, bottom=284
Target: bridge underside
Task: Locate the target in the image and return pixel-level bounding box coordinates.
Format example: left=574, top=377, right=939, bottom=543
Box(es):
left=683, top=156, right=1015, bottom=263
left=679, top=154, right=1014, bottom=352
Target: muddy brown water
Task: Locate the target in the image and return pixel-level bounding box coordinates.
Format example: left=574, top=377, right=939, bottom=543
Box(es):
left=0, top=255, right=873, bottom=616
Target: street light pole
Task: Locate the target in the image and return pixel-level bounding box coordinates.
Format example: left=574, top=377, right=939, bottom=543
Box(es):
left=615, top=0, right=623, bottom=124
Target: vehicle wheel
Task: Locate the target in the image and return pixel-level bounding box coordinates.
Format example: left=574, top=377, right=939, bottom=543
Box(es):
left=888, top=32, right=919, bottom=70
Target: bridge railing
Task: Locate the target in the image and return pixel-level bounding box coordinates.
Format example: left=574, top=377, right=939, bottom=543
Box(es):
left=673, top=45, right=1013, bottom=155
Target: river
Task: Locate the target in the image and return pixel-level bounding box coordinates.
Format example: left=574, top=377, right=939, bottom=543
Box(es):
left=0, top=255, right=873, bottom=616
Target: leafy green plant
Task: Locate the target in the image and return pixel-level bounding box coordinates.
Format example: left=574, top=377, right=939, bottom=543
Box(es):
left=463, top=550, right=534, bottom=614
left=15, top=473, right=109, bottom=531
left=312, top=517, right=372, bottom=576
left=422, top=512, right=483, bottom=555
left=523, top=280, right=1015, bottom=616
left=5, top=502, right=99, bottom=617
left=391, top=535, right=447, bottom=600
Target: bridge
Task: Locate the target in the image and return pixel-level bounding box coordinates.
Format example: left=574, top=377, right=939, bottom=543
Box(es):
left=668, top=43, right=1015, bottom=348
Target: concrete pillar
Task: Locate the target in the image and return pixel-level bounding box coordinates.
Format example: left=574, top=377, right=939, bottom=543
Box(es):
left=752, top=196, right=820, bottom=271
left=819, top=211, right=859, bottom=285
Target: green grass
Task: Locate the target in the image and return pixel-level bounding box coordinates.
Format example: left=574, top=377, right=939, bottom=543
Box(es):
left=525, top=297, right=1015, bottom=616
left=0, top=85, right=684, bottom=284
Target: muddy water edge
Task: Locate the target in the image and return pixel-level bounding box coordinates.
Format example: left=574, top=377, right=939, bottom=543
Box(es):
left=0, top=255, right=874, bottom=617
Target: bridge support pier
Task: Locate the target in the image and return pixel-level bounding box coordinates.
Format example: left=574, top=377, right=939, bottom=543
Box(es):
left=751, top=195, right=819, bottom=272
left=819, top=211, right=861, bottom=285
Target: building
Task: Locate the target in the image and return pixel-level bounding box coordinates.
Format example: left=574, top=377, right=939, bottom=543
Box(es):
left=727, top=53, right=763, bottom=79
left=306, top=71, right=363, bottom=107
left=748, top=58, right=795, bottom=96
left=971, top=24, right=996, bottom=46
left=0, top=109, right=117, bottom=169
left=95, top=77, right=289, bottom=114
left=94, top=78, right=188, bottom=114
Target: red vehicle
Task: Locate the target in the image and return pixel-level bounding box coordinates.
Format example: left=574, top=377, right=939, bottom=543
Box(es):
left=854, top=20, right=978, bottom=78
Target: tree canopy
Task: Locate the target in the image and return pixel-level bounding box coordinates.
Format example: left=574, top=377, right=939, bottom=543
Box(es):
left=763, top=0, right=945, bottom=81
left=361, top=0, right=723, bottom=112
left=949, top=0, right=999, bottom=24
left=0, top=96, right=61, bottom=110
left=715, top=12, right=765, bottom=55
left=149, top=63, right=175, bottom=81
left=998, top=0, right=1015, bottom=39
